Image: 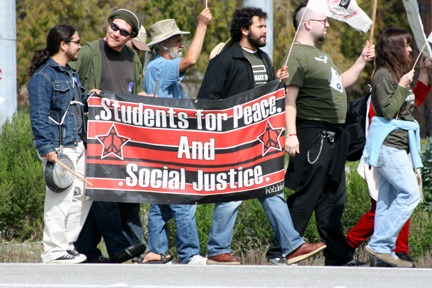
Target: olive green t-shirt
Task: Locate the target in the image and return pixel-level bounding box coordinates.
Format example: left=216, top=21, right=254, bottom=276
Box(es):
left=286, top=44, right=347, bottom=124
left=371, top=68, right=413, bottom=150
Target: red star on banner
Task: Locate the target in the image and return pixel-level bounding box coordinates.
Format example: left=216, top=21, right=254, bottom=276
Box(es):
left=257, top=120, right=283, bottom=156
left=96, top=125, right=130, bottom=159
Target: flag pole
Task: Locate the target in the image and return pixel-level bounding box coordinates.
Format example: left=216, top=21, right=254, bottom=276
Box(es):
left=369, top=0, right=378, bottom=46
left=412, top=41, right=428, bottom=70
left=153, top=79, right=159, bottom=96
left=206, top=0, right=208, bottom=8
left=282, top=8, right=307, bottom=67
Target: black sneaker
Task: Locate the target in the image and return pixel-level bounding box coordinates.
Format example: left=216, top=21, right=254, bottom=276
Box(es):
left=109, top=243, right=146, bottom=263
left=266, top=257, right=287, bottom=265
left=84, top=255, right=110, bottom=263
left=395, top=252, right=416, bottom=267
left=396, top=252, right=413, bottom=262
left=47, top=253, right=85, bottom=264
left=342, top=259, right=369, bottom=267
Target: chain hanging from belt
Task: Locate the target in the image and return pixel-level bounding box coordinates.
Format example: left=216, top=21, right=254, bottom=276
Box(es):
left=307, top=130, right=335, bottom=164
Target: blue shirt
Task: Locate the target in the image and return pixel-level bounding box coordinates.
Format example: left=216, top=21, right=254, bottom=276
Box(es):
left=143, top=55, right=185, bottom=98
left=363, top=116, right=422, bottom=169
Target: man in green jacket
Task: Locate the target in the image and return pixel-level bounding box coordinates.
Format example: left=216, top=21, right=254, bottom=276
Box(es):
left=71, top=9, right=147, bottom=263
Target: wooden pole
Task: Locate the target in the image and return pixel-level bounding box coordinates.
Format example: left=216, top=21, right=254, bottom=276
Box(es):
left=55, top=159, right=94, bottom=186
left=412, top=41, right=428, bottom=70
left=369, top=0, right=378, bottom=46
left=153, top=79, right=159, bottom=96
left=282, top=9, right=307, bottom=67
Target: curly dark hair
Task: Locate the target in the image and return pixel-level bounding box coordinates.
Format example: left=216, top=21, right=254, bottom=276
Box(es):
left=27, top=24, right=76, bottom=76
left=230, top=7, right=267, bottom=43
left=375, top=28, right=412, bottom=80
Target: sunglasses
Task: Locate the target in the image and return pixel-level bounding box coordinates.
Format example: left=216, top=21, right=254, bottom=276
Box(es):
left=110, top=22, right=131, bottom=37
left=68, top=39, right=81, bottom=45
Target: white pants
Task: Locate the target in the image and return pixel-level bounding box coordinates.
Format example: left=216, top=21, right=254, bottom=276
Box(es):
left=41, top=142, right=92, bottom=263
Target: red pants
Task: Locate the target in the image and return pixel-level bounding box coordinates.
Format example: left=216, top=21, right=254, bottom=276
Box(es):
left=346, top=198, right=410, bottom=254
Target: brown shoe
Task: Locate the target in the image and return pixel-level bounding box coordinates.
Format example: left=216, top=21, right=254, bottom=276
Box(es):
left=286, top=242, right=326, bottom=265
left=207, top=253, right=240, bottom=265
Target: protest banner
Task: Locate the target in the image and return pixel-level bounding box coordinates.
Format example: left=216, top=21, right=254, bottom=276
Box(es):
left=85, top=80, right=286, bottom=204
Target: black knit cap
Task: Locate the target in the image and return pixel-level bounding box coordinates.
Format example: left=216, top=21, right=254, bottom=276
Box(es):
left=108, top=9, right=140, bottom=37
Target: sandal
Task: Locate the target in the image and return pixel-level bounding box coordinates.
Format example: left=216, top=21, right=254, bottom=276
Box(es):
left=133, top=251, right=173, bottom=264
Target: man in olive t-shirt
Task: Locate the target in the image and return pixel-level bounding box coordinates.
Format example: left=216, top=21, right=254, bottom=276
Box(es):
left=265, top=3, right=375, bottom=266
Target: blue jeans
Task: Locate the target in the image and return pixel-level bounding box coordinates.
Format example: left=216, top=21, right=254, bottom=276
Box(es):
left=367, top=145, right=420, bottom=254
left=207, top=193, right=305, bottom=257
left=148, top=204, right=200, bottom=263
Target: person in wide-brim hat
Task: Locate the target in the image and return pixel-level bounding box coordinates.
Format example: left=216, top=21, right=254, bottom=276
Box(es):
left=147, top=19, right=190, bottom=47
left=209, top=38, right=234, bottom=60
left=140, top=8, right=213, bottom=265
left=128, top=25, right=150, bottom=55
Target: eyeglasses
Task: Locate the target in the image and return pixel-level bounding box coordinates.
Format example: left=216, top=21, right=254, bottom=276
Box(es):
left=68, top=39, right=81, bottom=45
left=110, top=22, right=131, bottom=37
left=309, top=18, right=328, bottom=25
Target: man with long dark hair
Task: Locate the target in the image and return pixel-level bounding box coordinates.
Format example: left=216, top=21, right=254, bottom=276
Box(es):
left=28, top=24, right=91, bottom=264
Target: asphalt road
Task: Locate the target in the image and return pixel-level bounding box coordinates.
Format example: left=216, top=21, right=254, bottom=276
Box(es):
left=1, top=263, right=431, bottom=288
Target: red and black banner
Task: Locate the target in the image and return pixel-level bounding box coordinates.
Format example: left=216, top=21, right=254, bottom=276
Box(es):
left=86, top=80, right=286, bottom=204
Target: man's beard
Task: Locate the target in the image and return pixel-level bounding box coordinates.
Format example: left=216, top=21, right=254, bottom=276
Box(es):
left=247, top=33, right=266, bottom=49
left=65, top=49, right=78, bottom=62
left=168, top=46, right=182, bottom=59
left=318, top=32, right=327, bottom=42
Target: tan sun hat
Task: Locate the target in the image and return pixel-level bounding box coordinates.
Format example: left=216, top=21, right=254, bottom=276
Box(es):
left=131, top=25, right=150, bottom=51
left=147, top=19, right=190, bottom=46
left=209, top=38, right=234, bottom=60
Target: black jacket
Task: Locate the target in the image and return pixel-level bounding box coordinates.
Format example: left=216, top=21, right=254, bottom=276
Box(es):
left=197, top=41, right=275, bottom=100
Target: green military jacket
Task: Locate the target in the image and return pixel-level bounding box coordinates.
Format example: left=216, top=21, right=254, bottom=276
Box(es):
left=70, top=39, right=144, bottom=94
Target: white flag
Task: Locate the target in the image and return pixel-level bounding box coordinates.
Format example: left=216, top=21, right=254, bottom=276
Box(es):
left=306, top=0, right=372, bottom=33
left=403, top=0, right=432, bottom=60
left=428, top=32, right=432, bottom=43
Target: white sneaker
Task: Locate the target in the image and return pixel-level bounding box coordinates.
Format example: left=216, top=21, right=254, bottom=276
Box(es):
left=187, top=255, right=207, bottom=265
left=67, top=249, right=87, bottom=262
left=47, top=253, right=85, bottom=264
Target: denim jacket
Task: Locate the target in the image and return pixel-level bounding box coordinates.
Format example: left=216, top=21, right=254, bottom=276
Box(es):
left=29, top=57, right=87, bottom=157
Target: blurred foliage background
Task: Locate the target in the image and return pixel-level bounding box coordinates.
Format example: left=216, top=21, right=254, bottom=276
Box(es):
left=16, top=0, right=411, bottom=100
left=6, top=0, right=432, bottom=265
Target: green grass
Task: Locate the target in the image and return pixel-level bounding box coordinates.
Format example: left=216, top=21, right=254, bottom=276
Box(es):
left=2, top=111, right=432, bottom=267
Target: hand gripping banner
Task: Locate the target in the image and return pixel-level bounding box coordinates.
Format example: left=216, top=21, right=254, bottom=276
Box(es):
left=85, top=80, right=286, bottom=204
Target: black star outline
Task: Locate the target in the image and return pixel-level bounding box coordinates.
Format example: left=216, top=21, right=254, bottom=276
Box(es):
left=257, top=120, right=284, bottom=156
left=96, top=124, right=130, bottom=160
